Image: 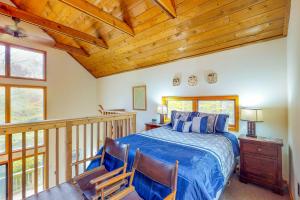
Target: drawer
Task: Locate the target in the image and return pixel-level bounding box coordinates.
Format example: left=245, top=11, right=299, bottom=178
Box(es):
left=242, top=142, right=277, bottom=157
left=243, top=154, right=276, bottom=183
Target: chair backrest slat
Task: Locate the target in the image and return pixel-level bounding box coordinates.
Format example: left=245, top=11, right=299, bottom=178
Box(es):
left=103, top=138, right=129, bottom=164
left=132, top=150, right=178, bottom=191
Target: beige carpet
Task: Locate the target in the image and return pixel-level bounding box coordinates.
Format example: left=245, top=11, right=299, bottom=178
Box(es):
left=221, top=175, right=290, bottom=200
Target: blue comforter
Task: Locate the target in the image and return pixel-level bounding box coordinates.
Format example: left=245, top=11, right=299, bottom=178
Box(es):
left=88, top=128, right=239, bottom=200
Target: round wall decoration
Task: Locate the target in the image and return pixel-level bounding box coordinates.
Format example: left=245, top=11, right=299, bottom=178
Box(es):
left=173, top=75, right=181, bottom=86
left=207, top=72, right=218, bottom=84
left=188, top=75, right=198, bottom=86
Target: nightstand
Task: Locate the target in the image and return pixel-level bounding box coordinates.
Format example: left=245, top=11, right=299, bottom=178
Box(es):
left=145, top=122, right=162, bottom=131
left=239, top=135, right=284, bottom=194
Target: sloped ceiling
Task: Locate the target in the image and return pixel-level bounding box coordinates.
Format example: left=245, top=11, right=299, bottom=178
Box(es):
left=10, top=0, right=290, bottom=78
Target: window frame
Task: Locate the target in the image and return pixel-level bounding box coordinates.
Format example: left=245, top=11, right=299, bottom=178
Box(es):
left=162, top=95, right=239, bottom=132
left=0, top=41, right=47, bottom=81
left=0, top=84, right=47, bottom=123
left=0, top=84, right=47, bottom=156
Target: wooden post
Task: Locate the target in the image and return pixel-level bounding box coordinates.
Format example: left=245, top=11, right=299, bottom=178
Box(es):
left=7, top=134, right=12, bottom=200
left=65, top=122, right=73, bottom=182
left=75, top=125, right=79, bottom=176
left=44, top=129, right=49, bottom=189
left=34, top=130, right=38, bottom=194
left=55, top=128, right=60, bottom=185
left=83, top=124, right=87, bottom=170
left=91, top=123, right=93, bottom=157
left=22, top=132, right=26, bottom=199
left=131, top=113, right=137, bottom=133
left=97, top=122, right=100, bottom=150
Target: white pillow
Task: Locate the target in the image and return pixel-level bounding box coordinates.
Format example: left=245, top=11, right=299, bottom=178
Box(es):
left=173, top=119, right=192, bottom=133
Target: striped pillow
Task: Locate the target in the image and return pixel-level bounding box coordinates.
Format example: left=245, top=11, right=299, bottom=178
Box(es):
left=191, top=116, right=208, bottom=133
left=172, top=119, right=192, bottom=133
left=199, top=113, right=229, bottom=133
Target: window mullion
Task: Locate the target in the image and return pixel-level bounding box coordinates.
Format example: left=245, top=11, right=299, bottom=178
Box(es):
left=5, top=85, right=10, bottom=123
left=5, top=44, right=10, bottom=78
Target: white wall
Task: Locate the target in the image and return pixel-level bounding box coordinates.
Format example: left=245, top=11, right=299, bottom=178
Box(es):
left=97, top=38, right=289, bottom=179
left=287, top=0, right=300, bottom=199
left=0, top=38, right=98, bottom=119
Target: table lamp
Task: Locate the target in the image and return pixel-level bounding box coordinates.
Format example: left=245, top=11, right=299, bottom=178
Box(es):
left=157, top=105, right=168, bottom=124
left=240, top=108, right=263, bottom=137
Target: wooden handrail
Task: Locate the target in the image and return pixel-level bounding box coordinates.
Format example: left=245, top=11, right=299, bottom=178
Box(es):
left=0, top=112, right=136, bottom=135
left=0, top=111, right=136, bottom=200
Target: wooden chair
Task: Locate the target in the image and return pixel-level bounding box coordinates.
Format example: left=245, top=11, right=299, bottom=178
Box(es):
left=73, top=137, right=129, bottom=200
left=95, top=150, right=179, bottom=200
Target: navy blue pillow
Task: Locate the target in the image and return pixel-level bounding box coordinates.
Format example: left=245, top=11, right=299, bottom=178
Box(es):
left=215, top=114, right=229, bottom=133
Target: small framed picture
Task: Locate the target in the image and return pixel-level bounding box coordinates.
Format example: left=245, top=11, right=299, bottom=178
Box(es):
left=132, top=85, right=147, bottom=111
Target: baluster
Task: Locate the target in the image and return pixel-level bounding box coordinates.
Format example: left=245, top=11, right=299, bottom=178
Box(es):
left=7, top=134, right=12, bottom=200
left=107, top=121, right=111, bottom=139
left=83, top=124, right=87, bottom=170
left=75, top=125, right=79, bottom=176
left=122, top=120, right=126, bottom=137
left=22, top=132, right=26, bottom=198
left=65, top=122, right=73, bottom=182
left=91, top=123, right=93, bottom=157
left=44, top=129, right=49, bottom=189
left=55, top=128, right=59, bottom=185
left=97, top=122, right=100, bottom=150
left=34, top=130, right=38, bottom=194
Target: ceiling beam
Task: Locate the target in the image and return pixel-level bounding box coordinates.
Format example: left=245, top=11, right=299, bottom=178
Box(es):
left=54, top=42, right=90, bottom=57
left=153, top=0, right=176, bottom=18
left=58, top=0, right=134, bottom=36
left=0, top=2, right=108, bottom=48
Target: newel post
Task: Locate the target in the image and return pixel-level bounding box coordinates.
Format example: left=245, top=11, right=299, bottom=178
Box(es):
left=65, top=121, right=73, bottom=182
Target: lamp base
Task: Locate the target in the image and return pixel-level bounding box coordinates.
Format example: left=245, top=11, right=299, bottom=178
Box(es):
left=246, top=121, right=257, bottom=138
left=159, top=114, right=165, bottom=124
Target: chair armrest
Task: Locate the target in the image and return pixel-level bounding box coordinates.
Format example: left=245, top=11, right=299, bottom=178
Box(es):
left=95, top=172, right=132, bottom=191
left=164, top=191, right=176, bottom=200
left=109, top=186, right=135, bottom=200
left=73, top=165, right=105, bottom=183
left=90, top=165, right=125, bottom=185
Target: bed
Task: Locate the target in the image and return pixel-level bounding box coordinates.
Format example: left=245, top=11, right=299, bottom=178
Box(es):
left=88, top=126, right=240, bottom=200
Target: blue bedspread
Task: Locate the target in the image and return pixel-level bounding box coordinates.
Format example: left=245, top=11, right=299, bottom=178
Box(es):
left=88, top=128, right=239, bottom=200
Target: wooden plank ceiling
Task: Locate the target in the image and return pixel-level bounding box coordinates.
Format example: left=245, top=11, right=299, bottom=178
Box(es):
left=10, top=0, right=290, bottom=78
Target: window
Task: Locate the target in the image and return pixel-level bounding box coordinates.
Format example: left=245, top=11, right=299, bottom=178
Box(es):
left=0, top=42, right=46, bottom=80
left=0, top=87, right=5, bottom=155
left=11, top=87, right=45, bottom=123
left=0, top=85, right=46, bottom=198
left=166, top=100, right=193, bottom=117
left=0, top=86, right=5, bottom=124
left=0, top=164, right=7, bottom=200
left=0, top=44, right=5, bottom=76
left=198, top=100, right=236, bottom=124
left=10, top=47, right=45, bottom=80
left=162, top=96, right=239, bottom=131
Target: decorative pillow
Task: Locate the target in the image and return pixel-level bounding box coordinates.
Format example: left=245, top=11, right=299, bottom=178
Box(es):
left=191, top=116, right=208, bottom=133
left=215, top=114, right=229, bottom=133
left=171, top=111, right=229, bottom=133
left=199, top=113, right=229, bottom=133
left=172, top=119, right=192, bottom=133
left=171, top=110, right=190, bottom=125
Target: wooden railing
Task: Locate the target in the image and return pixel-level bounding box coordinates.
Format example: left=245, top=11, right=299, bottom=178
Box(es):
left=0, top=111, right=136, bottom=200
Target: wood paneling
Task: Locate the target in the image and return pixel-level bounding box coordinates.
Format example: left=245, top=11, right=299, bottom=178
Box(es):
left=0, top=2, right=107, bottom=48
left=10, top=0, right=290, bottom=77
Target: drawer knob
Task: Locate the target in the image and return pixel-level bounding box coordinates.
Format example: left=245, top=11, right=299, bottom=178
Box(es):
left=257, top=148, right=262, bottom=152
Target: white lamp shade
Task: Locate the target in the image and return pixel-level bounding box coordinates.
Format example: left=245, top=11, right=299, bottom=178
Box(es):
left=157, top=105, right=168, bottom=114
left=240, top=108, right=263, bottom=122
